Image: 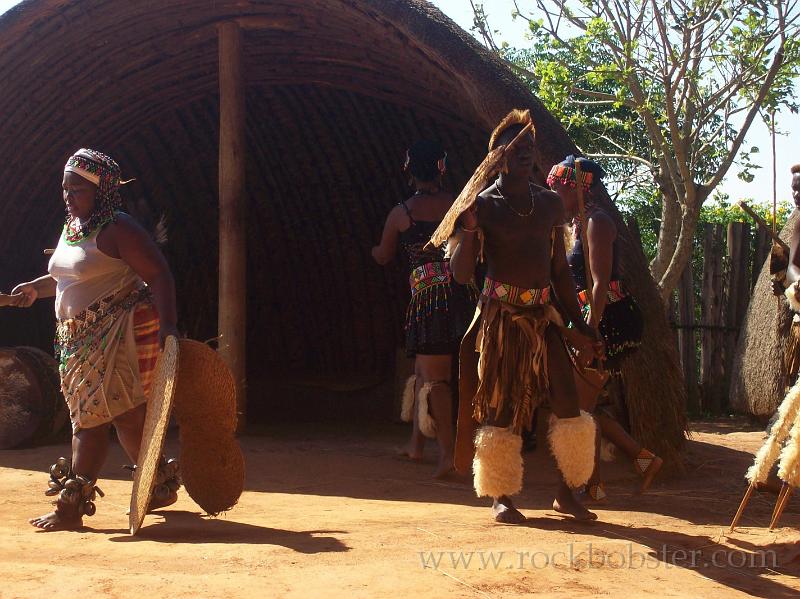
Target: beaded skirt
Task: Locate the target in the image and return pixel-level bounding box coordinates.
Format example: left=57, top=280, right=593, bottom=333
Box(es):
left=405, top=261, right=478, bottom=356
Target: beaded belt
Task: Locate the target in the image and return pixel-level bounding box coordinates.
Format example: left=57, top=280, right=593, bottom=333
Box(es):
left=56, top=285, right=150, bottom=349
left=481, top=276, right=550, bottom=306
left=577, top=280, right=627, bottom=308
left=409, top=261, right=451, bottom=296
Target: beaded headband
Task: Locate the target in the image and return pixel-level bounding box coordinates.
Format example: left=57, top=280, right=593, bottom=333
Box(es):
left=63, top=149, right=124, bottom=245
left=546, top=164, right=594, bottom=192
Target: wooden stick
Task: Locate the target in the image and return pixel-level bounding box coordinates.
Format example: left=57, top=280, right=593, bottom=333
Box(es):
left=769, top=485, right=794, bottom=530
left=771, top=482, right=790, bottom=523
left=728, top=483, right=755, bottom=532
left=428, top=121, right=534, bottom=248
left=575, top=159, right=594, bottom=319
left=737, top=200, right=788, bottom=252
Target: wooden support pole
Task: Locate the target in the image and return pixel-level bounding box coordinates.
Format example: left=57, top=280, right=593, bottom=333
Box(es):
left=723, top=222, right=750, bottom=407
left=218, top=21, right=247, bottom=431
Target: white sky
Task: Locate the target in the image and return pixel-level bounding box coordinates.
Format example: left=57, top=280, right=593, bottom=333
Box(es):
left=1, top=0, right=795, bottom=204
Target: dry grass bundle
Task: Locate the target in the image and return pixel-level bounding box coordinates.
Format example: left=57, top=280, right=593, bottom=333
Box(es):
left=777, top=409, right=800, bottom=485
left=180, top=432, right=245, bottom=515
left=15, top=346, right=68, bottom=443
left=173, top=339, right=237, bottom=432
left=428, top=120, right=533, bottom=248
left=747, top=379, right=800, bottom=484
left=730, top=210, right=800, bottom=416
left=0, top=350, right=38, bottom=448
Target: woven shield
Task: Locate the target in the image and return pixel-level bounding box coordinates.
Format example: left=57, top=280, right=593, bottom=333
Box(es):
left=129, top=335, right=179, bottom=535
left=173, top=339, right=243, bottom=514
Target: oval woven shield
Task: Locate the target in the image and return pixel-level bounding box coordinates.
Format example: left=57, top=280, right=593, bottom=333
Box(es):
left=129, top=335, right=179, bottom=535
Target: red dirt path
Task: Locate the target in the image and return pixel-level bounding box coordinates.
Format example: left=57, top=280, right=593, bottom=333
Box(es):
left=1, top=419, right=799, bottom=598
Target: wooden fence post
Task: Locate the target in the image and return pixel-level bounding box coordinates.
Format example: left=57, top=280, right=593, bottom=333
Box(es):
left=677, top=261, right=699, bottom=413
left=701, top=223, right=725, bottom=414
left=723, top=222, right=750, bottom=410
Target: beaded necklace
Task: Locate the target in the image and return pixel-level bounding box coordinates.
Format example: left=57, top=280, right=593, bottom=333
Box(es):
left=496, top=180, right=536, bottom=218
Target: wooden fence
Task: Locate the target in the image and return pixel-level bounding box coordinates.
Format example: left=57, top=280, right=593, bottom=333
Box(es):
left=669, top=221, right=772, bottom=414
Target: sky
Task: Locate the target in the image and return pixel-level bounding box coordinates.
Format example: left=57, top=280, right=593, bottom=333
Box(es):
left=1, top=0, right=796, bottom=205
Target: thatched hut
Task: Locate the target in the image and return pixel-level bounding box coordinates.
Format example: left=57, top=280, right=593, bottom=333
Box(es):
left=0, top=0, right=685, bottom=462
left=730, top=211, right=800, bottom=417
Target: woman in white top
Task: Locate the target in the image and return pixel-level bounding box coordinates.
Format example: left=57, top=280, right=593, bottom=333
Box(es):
left=12, top=148, right=179, bottom=531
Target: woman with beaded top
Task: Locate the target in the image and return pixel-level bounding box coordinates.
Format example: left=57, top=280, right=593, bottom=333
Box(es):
left=548, top=155, right=662, bottom=501
left=372, top=140, right=478, bottom=478
left=12, top=148, right=180, bottom=530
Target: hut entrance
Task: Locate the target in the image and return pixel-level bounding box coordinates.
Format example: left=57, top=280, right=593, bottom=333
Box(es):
left=0, top=3, right=493, bottom=428
left=120, top=83, right=486, bottom=424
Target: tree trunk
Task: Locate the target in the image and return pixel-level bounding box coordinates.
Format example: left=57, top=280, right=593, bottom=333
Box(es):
left=651, top=188, right=681, bottom=281
left=657, top=200, right=704, bottom=300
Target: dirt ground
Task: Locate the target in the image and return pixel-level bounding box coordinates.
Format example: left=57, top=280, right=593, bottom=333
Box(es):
left=1, top=419, right=799, bottom=598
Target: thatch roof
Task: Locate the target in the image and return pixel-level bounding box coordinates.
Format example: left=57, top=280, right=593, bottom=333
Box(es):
left=0, top=0, right=686, bottom=458
left=730, top=210, right=800, bottom=417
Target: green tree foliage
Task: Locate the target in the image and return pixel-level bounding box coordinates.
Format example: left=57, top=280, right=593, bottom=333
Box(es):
left=471, top=0, right=800, bottom=300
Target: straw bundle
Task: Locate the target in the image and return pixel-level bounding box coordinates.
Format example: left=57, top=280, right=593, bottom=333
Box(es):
left=746, top=378, right=800, bottom=484
left=777, top=409, right=800, bottom=486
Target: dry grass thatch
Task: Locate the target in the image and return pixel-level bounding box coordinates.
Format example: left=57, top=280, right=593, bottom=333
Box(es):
left=730, top=210, right=800, bottom=416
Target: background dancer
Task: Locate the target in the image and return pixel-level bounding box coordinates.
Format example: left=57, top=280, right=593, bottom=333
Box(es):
left=548, top=155, right=661, bottom=502
left=372, top=140, right=478, bottom=478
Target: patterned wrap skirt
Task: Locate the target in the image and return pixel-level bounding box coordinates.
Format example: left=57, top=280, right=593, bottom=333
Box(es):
left=55, top=284, right=160, bottom=432
left=405, top=261, right=478, bottom=357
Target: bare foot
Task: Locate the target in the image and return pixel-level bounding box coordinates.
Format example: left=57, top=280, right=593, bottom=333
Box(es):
left=553, top=485, right=598, bottom=521
left=433, top=453, right=454, bottom=479
left=396, top=446, right=423, bottom=463
left=492, top=496, right=526, bottom=524
left=29, top=509, right=82, bottom=531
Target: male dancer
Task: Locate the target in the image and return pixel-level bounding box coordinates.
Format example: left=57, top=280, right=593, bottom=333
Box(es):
left=450, top=110, right=601, bottom=523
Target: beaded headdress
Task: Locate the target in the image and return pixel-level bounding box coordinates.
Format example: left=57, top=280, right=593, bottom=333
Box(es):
left=63, top=148, right=123, bottom=244
left=546, top=155, right=605, bottom=192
